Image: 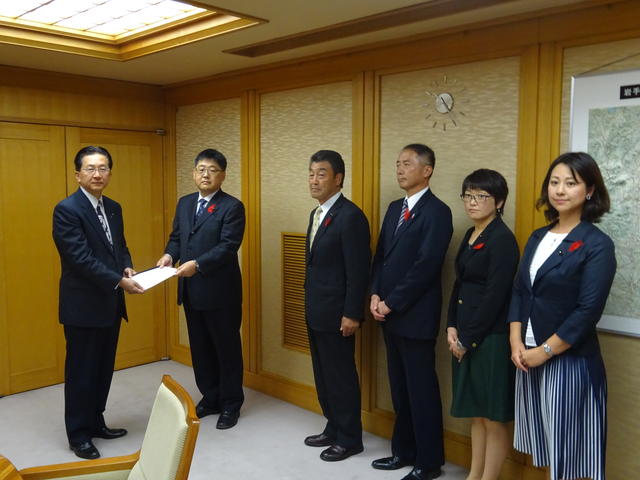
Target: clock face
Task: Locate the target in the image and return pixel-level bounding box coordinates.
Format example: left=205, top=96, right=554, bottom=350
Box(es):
left=424, top=75, right=467, bottom=131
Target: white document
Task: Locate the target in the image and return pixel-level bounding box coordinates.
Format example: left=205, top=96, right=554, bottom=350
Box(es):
left=132, top=267, right=177, bottom=290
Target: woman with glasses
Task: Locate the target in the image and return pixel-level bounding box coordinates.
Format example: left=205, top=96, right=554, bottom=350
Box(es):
left=508, top=152, right=615, bottom=480
left=447, top=169, right=519, bottom=480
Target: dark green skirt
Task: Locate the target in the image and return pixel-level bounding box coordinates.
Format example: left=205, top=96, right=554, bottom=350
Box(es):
left=450, top=333, right=515, bottom=422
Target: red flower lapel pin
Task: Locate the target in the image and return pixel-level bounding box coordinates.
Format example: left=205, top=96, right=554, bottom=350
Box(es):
left=472, top=242, right=485, bottom=250
left=403, top=209, right=411, bottom=221
left=568, top=240, right=583, bottom=252
left=324, top=216, right=332, bottom=227
left=207, top=204, right=216, bottom=214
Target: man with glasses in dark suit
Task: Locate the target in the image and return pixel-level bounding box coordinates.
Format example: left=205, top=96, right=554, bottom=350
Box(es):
left=53, top=146, right=144, bottom=460
left=157, top=148, right=245, bottom=430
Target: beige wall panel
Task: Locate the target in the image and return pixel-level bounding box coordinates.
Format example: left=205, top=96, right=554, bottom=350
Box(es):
left=560, top=37, right=640, bottom=480
left=260, top=82, right=352, bottom=385
left=175, top=98, right=242, bottom=345
left=378, top=57, right=520, bottom=434
left=0, top=85, right=164, bottom=131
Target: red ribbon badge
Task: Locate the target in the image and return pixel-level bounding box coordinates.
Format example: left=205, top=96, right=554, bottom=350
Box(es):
left=472, top=243, right=485, bottom=250
left=324, top=216, right=332, bottom=227
left=569, top=240, right=583, bottom=252
left=207, top=204, right=216, bottom=213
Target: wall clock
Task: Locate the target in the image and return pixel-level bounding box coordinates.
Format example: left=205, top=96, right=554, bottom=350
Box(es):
left=424, top=75, right=468, bottom=131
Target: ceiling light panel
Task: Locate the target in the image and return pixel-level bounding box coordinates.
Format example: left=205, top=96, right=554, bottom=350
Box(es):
left=0, top=0, right=205, bottom=36
left=0, top=1, right=48, bottom=18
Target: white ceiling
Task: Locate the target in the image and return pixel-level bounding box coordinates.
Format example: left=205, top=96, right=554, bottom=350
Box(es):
left=0, top=0, right=587, bottom=85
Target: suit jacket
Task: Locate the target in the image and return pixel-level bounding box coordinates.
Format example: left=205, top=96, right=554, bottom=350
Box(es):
left=165, top=189, right=245, bottom=311
left=446, top=216, right=519, bottom=350
left=304, top=194, right=371, bottom=332
left=507, top=221, right=616, bottom=357
left=53, top=188, right=132, bottom=327
left=371, top=189, right=453, bottom=339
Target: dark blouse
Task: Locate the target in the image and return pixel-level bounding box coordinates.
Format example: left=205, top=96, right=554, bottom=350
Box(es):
left=447, top=216, right=520, bottom=350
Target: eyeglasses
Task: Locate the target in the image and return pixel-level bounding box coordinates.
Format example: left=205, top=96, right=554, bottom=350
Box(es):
left=195, top=166, right=223, bottom=176
left=81, top=167, right=110, bottom=175
left=460, top=193, right=492, bottom=203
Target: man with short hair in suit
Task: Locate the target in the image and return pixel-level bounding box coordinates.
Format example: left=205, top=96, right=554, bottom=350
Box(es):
left=303, top=150, right=370, bottom=462
left=53, top=146, right=144, bottom=460
left=157, top=148, right=245, bottom=430
left=370, top=144, right=453, bottom=480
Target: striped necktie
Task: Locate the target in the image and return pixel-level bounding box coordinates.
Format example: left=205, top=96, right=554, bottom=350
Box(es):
left=395, top=198, right=409, bottom=235
left=96, top=201, right=113, bottom=246
left=194, top=198, right=207, bottom=224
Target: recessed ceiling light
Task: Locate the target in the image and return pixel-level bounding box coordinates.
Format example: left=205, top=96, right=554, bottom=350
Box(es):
left=0, top=0, right=266, bottom=60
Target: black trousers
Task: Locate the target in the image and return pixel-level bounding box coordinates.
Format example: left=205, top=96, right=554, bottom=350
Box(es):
left=64, top=321, right=121, bottom=445
left=383, top=329, right=444, bottom=470
left=308, top=327, right=362, bottom=449
left=184, top=300, right=244, bottom=412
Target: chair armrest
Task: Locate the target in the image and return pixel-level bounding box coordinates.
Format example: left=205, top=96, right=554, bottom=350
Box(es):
left=19, top=453, right=138, bottom=480
left=0, top=455, right=22, bottom=480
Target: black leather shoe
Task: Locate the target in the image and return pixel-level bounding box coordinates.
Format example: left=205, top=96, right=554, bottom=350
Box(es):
left=400, top=467, right=442, bottom=480
left=196, top=404, right=221, bottom=419
left=320, top=444, right=364, bottom=462
left=216, top=410, right=239, bottom=429
left=70, top=441, right=100, bottom=460
left=93, top=427, right=127, bottom=439
left=304, top=433, right=335, bottom=447
left=371, top=455, right=411, bottom=470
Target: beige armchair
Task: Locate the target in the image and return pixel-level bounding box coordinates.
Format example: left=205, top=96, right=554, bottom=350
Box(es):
left=1, top=375, right=199, bottom=480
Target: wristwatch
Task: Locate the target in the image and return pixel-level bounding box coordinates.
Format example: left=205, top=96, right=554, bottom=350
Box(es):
left=542, top=343, right=553, bottom=357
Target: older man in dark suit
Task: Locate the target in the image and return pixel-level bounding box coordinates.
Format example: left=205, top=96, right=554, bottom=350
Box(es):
left=303, top=150, right=370, bottom=462
left=53, top=146, right=144, bottom=460
left=370, top=144, right=453, bottom=480
left=157, top=148, right=245, bottom=430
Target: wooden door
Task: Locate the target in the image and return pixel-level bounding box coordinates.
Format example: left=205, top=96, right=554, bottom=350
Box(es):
left=65, top=127, right=167, bottom=370
left=0, top=122, right=67, bottom=395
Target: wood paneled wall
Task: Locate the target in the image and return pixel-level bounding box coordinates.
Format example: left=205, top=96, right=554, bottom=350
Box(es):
left=0, top=68, right=168, bottom=395
left=165, top=1, right=640, bottom=478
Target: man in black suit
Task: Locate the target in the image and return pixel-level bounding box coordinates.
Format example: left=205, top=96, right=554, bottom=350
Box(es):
left=157, top=148, right=245, bottom=430
left=53, top=146, right=144, bottom=460
left=370, top=144, right=453, bottom=480
left=303, top=150, right=370, bottom=462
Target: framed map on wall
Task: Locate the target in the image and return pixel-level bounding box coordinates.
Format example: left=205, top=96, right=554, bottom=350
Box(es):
left=570, top=68, right=640, bottom=337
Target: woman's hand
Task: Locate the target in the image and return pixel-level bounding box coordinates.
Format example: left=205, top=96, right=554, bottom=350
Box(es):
left=510, top=339, right=528, bottom=372
left=521, top=346, right=549, bottom=369
left=447, top=327, right=466, bottom=362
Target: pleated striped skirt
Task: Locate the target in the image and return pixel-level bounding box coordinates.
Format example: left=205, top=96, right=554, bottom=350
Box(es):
left=514, top=353, right=607, bottom=480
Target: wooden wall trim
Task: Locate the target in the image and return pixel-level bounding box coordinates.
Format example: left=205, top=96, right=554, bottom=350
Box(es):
left=241, top=90, right=261, bottom=374
left=0, top=65, right=163, bottom=101
left=163, top=103, right=179, bottom=360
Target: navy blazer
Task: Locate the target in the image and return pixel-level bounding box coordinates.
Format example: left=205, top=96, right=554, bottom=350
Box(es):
left=371, top=189, right=453, bottom=339
left=304, top=194, right=371, bottom=332
left=507, top=221, right=616, bottom=357
left=447, top=216, right=519, bottom=350
left=165, top=189, right=245, bottom=311
left=53, top=189, right=132, bottom=327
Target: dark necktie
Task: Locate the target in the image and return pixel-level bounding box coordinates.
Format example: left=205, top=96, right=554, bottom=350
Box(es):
left=395, top=198, right=409, bottom=235
left=194, top=198, right=207, bottom=224
left=96, top=202, right=113, bottom=246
